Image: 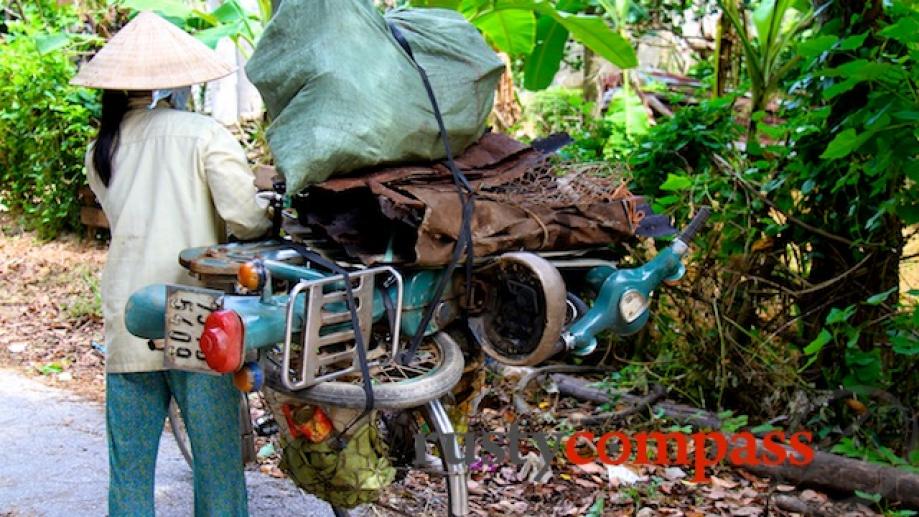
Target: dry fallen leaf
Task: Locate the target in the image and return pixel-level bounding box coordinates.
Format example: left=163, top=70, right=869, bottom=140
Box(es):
left=800, top=489, right=827, bottom=504
left=487, top=500, right=529, bottom=515
left=607, top=464, right=642, bottom=486
left=663, top=466, right=687, bottom=480
left=707, top=487, right=730, bottom=501
left=574, top=477, right=598, bottom=488
left=712, top=476, right=740, bottom=489
left=467, top=479, right=486, bottom=495
left=736, top=469, right=765, bottom=484
left=575, top=461, right=606, bottom=476
left=846, top=398, right=868, bottom=414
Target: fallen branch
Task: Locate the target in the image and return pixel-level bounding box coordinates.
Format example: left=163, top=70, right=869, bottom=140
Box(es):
left=772, top=494, right=834, bottom=517
left=512, top=365, right=609, bottom=416
left=550, top=373, right=722, bottom=428
left=552, top=373, right=919, bottom=507
left=567, top=384, right=666, bottom=425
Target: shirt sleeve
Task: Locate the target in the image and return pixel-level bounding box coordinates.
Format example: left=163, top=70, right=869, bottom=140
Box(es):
left=202, top=124, right=271, bottom=240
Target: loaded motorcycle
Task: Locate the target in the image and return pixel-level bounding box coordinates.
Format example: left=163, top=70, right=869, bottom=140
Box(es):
left=123, top=199, right=710, bottom=516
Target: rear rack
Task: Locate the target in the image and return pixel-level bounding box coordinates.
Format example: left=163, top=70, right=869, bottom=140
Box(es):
left=280, top=267, right=403, bottom=391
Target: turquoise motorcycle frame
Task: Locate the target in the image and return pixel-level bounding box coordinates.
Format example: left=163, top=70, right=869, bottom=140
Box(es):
left=125, top=208, right=710, bottom=368
left=125, top=260, right=453, bottom=354
left=562, top=241, right=687, bottom=356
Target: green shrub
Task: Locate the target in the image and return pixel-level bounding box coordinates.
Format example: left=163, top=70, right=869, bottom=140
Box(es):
left=522, top=87, right=604, bottom=161
left=522, top=86, right=650, bottom=162
left=0, top=9, right=99, bottom=238
left=626, top=2, right=918, bottom=464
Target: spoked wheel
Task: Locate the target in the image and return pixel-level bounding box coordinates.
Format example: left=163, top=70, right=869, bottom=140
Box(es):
left=263, top=332, right=469, bottom=515
left=262, top=331, right=465, bottom=410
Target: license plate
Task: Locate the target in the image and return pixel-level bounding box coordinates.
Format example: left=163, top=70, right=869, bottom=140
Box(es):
left=164, top=285, right=224, bottom=373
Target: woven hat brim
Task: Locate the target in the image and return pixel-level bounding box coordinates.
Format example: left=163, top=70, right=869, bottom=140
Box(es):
left=70, top=11, right=236, bottom=90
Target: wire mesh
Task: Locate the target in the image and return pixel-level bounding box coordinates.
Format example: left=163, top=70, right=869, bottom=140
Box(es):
left=477, top=161, right=633, bottom=209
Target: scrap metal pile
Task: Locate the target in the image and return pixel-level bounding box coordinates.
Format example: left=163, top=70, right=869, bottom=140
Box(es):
left=295, top=132, right=656, bottom=266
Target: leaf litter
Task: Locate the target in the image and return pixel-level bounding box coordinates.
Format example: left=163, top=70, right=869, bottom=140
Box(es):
left=0, top=220, right=106, bottom=401
left=373, top=371, right=885, bottom=516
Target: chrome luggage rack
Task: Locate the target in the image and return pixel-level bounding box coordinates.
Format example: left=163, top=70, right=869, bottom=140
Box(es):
left=280, top=266, right=403, bottom=391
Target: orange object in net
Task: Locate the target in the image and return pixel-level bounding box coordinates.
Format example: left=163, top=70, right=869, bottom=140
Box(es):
left=282, top=403, right=333, bottom=443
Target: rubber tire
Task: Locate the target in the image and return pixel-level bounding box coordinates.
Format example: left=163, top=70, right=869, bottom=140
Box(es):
left=169, top=394, right=254, bottom=468
left=168, top=398, right=194, bottom=469
left=263, top=332, right=464, bottom=410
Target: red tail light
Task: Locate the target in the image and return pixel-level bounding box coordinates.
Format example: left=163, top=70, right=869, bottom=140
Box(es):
left=199, top=309, right=244, bottom=373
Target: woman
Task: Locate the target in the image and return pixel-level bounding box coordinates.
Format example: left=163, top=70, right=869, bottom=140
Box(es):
left=71, top=12, right=270, bottom=516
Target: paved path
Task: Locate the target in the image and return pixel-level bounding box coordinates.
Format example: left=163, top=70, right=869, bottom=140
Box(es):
left=0, top=370, right=334, bottom=516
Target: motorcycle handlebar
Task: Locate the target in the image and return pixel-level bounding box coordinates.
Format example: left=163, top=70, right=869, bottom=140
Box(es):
left=678, top=206, right=711, bottom=243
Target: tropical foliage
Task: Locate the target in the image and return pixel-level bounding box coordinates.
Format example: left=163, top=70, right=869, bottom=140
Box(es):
left=515, top=0, right=918, bottom=468
left=0, top=2, right=98, bottom=237
left=627, top=0, right=918, bottom=464
left=412, top=0, right=638, bottom=89
left=116, top=0, right=272, bottom=52
left=716, top=0, right=821, bottom=135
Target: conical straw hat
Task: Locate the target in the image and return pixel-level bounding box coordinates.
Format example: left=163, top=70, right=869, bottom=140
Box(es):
left=71, top=11, right=236, bottom=90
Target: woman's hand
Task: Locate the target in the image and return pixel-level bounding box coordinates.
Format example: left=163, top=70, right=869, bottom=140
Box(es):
left=254, top=165, right=280, bottom=191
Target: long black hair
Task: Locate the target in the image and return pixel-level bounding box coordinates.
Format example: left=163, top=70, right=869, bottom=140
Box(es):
left=92, top=90, right=130, bottom=187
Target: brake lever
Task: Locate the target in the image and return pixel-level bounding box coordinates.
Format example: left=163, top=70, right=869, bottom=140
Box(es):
left=255, top=179, right=287, bottom=238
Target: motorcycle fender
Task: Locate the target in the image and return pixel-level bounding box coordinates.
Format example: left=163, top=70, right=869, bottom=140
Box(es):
left=124, top=284, right=167, bottom=340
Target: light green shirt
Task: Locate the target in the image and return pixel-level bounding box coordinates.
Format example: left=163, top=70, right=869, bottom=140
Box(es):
left=87, top=100, right=270, bottom=373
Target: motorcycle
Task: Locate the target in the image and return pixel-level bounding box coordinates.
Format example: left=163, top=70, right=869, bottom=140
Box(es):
left=123, top=205, right=710, bottom=516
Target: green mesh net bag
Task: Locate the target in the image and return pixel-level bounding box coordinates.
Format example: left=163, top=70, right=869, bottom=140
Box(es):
left=280, top=421, right=397, bottom=508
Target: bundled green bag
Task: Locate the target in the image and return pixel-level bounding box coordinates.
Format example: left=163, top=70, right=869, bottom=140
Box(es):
left=280, top=422, right=396, bottom=508
left=246, top=0, right=504, bottom=194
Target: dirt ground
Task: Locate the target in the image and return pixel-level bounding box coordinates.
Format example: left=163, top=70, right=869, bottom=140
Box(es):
left=0, top=219, right=106, bottom=401
left=0, top=215, right=904, bottom=517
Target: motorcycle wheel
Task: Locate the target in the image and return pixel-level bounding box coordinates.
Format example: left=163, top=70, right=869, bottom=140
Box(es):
left=262, top=332, right=464, bottom=410
left=167, top=398, right=193, bottom=469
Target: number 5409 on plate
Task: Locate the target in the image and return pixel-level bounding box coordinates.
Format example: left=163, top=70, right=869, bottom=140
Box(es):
left=164, top=285, right=223, bottom=373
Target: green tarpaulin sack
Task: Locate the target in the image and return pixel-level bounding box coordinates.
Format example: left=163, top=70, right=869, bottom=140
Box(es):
left=246, top=0, right=505, bottom=193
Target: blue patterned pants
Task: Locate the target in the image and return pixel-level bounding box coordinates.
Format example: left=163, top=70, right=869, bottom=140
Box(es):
left=106, top=371, right=248, bottom=516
